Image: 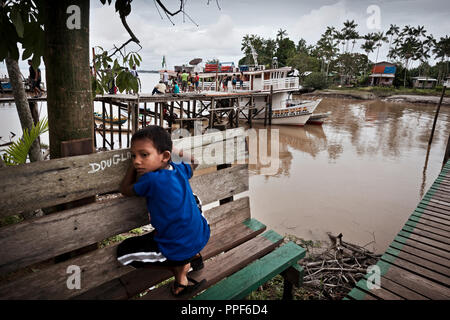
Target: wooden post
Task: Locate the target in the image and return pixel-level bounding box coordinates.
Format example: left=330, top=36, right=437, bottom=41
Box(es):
left=444, top=134, right=450, bottom=168
left=109, top=103, right=114, bottom=150
left=264, top=96, right=268, bottom=127
left=118, top=105, right=122, bottom=149
left=170, top=101, right=174, bottom=132
left=144, top=102, right=147, bottom=127
left=102, top=101, right=106, bottom=149
left=269, top=85, right=273, bottom=126
left=209, top=98, right=215, bottom=129
left=235, top=99, right=239, bottom=128
left=127, top=102, right=131, bottom=148
left=187, top=100, right=191, bottom=118
left=180, top=101, right=184, bottom=129
left=428, top=85, right=446, bottom=145
left=249, top=95, right=253, bottom=128
left=193, top=100, right=197, bottom=118
left=160, top=102, right=164, bottom=127
left=154, top=102, right=158, bottom=126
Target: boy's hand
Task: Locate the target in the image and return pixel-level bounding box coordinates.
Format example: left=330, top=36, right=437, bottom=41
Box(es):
left=119, top=163, right=137, bottom=196
left=172, top=148, right=198, bottom=171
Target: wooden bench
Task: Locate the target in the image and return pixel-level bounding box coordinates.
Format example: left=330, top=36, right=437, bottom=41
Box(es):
left=0, top=127, right=305, bottom=300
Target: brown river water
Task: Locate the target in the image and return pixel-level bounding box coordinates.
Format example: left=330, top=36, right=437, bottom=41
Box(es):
left=247, top=98, right=450, bottom=254
left=1, top=96, right=449, bottom=254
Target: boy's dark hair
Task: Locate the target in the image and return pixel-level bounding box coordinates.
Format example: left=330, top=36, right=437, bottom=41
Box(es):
left=131, top=125, right=172, bottom=154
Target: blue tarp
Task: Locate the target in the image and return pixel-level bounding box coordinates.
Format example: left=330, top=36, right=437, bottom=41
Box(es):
left=1, top=82, right=12, bottom=89
left=384, top=66, right=396, bottom=74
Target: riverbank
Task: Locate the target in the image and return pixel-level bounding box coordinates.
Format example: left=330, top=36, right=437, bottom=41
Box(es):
left=301, top=88, right=450, bottom=106
left=244, top=233, right=379, bottom=300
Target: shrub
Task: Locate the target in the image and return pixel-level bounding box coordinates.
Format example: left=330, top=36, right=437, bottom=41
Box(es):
left=302, top=72, right=329, bottom=90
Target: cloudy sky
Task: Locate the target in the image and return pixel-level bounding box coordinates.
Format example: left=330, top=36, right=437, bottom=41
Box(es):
left=89, top=0, right=450, bottom=70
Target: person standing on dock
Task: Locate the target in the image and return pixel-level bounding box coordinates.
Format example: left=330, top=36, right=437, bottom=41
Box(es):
left=106, top=64, right=116, bottom=94
left=28, top=60, right=42, bottom=98
left=239, top=72, right=244, bottom=89
left=130, top=65, right=140, bottom=93
left=163, top=70, right=169, bottom=86
left=194, top=72, right=200, bottom=93
left=181, top=70, right=189, bottom=92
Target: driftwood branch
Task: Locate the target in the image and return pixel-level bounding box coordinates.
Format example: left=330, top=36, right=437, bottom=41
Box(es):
left=296, top=232, right=381, bottom=300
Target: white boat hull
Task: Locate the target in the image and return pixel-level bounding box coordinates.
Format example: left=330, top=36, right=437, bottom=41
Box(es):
left=251, top=99, right=321, bottom=126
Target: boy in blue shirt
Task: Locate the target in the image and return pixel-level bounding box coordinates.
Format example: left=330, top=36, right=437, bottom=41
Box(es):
left=117, top=126, right=210, bottom=296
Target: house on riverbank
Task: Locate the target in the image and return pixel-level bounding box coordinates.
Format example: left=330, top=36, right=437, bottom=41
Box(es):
left=411, top=76, right=438, bottom=89
left=369, top=61, right=396, bottom=87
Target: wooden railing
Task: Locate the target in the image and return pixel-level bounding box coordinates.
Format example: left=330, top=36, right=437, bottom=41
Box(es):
left=263, top=77, right=299, bottom=91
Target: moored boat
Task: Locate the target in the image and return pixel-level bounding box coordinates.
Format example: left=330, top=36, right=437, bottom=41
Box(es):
left=251, top=99, right=322, bottom=126
left=93, top=112, right=127, bottom=125
left=306, top=111, right=331, bottom=125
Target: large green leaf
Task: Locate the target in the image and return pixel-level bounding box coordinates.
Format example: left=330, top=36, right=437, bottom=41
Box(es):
left=4, top=118, right=49, bottom=166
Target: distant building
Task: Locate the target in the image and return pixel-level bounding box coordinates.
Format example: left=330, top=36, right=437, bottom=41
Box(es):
left=369, top=61, right=396, bottom=86
left=411, top=76, right=438, bottom=89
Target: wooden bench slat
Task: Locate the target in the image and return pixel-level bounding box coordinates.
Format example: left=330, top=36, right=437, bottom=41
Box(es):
left=193, top=241, right=306, bottom=300
left=0, top=166, right=249, bottom=276
left=0, top=197, right=147, bottom=276
left=73, top=218, right=266, bottom=300
left=139, top=230, right=285, bottom=300
left=191, top=164, right=248, bottom=205
left=0, top=129, right=247, bottom=217
left=0, top=217, right=265, bottom=300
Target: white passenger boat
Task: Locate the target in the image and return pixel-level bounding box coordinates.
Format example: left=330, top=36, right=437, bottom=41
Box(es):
left=161, top=63, right=322, bottom=126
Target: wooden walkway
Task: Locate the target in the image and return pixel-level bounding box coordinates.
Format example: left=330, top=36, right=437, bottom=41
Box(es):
left=346, top=160, right=450, bottom=300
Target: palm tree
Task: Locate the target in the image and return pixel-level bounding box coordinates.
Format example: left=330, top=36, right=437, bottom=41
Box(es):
left=341, top=20, right=358, bottom=53
left=373, top=31, right=388, bottom=65
left=277, top=29, right=287, bottom=41
left=361, top=35, right=376, bottom=77
left=433, top=36, right=450, bottom=83
left=333, top=30, right=345, bottom=54
left=350, top=30, right=360, bottom=53
left=386, top=24, right=400, bottom=52
left=397, top=25, right=421, bottom=87
left=418, top=34, right=435, bottom=80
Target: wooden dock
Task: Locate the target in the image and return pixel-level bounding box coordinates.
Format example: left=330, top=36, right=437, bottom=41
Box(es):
left=346, top=160, right=450, bottom=300
left=1, top=91, right=273, bottom=150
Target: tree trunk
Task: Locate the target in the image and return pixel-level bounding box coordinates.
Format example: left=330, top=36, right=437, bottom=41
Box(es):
left=403, top=59, right=409, bottom=88
left=5, top=57, right=42, bottom=162
left=43, top=0, right=93, bottom=159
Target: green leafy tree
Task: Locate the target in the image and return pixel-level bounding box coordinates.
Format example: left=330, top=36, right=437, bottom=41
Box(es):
left=275, top=30, right=296, bottom=67
left=433, top=35, right=450, bottom=82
